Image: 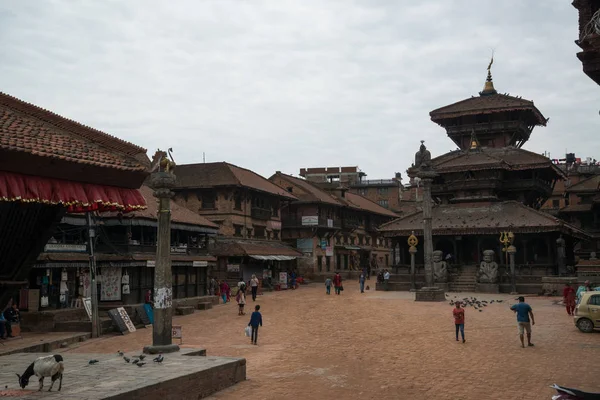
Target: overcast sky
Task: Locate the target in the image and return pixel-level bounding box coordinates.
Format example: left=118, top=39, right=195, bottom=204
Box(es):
left=1, top=1, right=599, bottom=181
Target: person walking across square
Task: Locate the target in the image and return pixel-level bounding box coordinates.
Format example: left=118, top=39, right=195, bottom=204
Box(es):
left=250, top=274, right=260, bottom=302
left=248, top=305, right=263, bottom=345
left=333, top=272, right=343, bottom=295
left=359, top=272, right=366, bottom=293
left=510, top=296, right=535, bottom=348
left=563, top=283, right=576, bottom=316
left=453, top=302, right=465, bottom=343
left=325, top=277, right=332, bottom=295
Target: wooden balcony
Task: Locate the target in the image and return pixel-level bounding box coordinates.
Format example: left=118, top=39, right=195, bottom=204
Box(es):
left=251, top=207, right=272, bottom=220
left=342, top=219, right=361, bottom=230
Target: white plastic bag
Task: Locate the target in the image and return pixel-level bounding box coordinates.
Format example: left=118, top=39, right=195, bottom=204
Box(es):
left=121, top=272, right=129, bottom=285
left=244, top=326, right=252, bottom=337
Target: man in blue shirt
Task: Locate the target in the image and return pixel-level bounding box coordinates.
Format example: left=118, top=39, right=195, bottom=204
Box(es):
left=248, top=305, right=263, bottom=345
left=510, top=296, right=535, bottom=348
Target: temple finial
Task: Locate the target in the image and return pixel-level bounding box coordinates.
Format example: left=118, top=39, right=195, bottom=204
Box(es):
left=479, top=52, right=497, bottom=96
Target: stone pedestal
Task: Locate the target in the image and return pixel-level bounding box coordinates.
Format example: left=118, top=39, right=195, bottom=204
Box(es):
left=434, top=283, right=449, bottom=292
left=477, top=283, right=500, bottom=293
left=415, top=287, right=446, bottom=302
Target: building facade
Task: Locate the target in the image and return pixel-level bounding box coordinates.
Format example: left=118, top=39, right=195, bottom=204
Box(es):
left=0, top=92, right=149, bottom=309
left=573, top=0, right=600, bottom=85
left=172, top=162, right=302, bottom=282
left=270, top=171, right=397, bottom=276
left=32, top=185, right=219, bottom=310
left=380, top=65, right=589, bottom=293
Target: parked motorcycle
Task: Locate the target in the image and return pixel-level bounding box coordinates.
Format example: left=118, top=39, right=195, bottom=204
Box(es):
left=551, top=384, right=600, bottom=400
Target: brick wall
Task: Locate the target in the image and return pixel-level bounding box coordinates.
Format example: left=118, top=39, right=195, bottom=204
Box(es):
left=173, top=188, right=283, bottom=240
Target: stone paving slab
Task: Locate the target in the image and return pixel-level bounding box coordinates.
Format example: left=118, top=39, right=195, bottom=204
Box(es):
left=0, top=333, right=91, bottom=357
left=0, top=351, right=245, bottom=399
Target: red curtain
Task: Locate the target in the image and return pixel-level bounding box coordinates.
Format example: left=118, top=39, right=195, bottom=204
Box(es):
left=0, top=170, right=146, bottom=213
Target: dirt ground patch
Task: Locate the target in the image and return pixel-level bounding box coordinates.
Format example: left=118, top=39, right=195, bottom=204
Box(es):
left=66, top=282, right=600, bottom=399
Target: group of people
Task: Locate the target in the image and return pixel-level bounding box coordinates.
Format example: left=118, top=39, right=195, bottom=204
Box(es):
left=453, top=296, right=535, bottom=348
left=377, top=269, right=391, bottom=290
left=562, top=280, right=597, bottom=316
left=0, top=299, right=20, bottom=340
left=324, top=272, right=344, bottom=295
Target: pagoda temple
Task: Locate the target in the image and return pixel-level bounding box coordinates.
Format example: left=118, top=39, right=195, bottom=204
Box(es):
left=380, top=61, right=589, bottom=293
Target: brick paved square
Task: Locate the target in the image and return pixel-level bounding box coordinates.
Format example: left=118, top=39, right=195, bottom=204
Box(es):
left=27, top=283, right=600, bottom=399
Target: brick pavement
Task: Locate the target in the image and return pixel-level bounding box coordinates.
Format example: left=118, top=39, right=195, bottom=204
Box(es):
left=56, top=283, right=600, bottom=399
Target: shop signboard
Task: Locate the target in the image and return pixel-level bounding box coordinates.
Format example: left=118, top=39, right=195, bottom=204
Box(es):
left=320, top=239, right=328, bottom=249
left=279, top=272, right=288, bottom=289
left=325, top=246, right=334, bottom=257
left=327, top=219, right=333, bottom=228
left=227, top=264, right=240, bottom=272
left=44, top=243, right=87, bottom=253
left=192, top=261, right=208, bottom=267
left=146, top=260, right=156, bottom=268
left=301, top=216, right=318, bottom=226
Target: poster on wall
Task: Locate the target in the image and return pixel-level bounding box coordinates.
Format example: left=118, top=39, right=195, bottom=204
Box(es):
left=83, top=297, right=92, bottom=321
left=100, top=267, right=122, bottom=301
left=279, top=272, right=288, bottom=289
left=301, top=216, right=318, bottom=226
left=325, top=246, right=334, bottom=257
left=227, top=264, right=240, bottom=272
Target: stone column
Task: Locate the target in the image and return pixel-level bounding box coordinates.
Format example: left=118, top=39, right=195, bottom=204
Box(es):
left=144, top=170, right=180, bottom=354
left=508, top=245, right=517, bottom=294
left=409, top=245, right=417, bottom=291
left=418, top=171, right=437, bottom=288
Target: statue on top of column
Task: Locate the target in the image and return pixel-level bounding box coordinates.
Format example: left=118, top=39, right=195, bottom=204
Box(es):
left=414, top=140, right=431, bottom=169
left=478, top=250, right=498, bottom=283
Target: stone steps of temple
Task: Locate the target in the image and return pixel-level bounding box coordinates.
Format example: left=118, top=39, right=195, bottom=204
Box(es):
left=448, top=285, right=477, bottom=292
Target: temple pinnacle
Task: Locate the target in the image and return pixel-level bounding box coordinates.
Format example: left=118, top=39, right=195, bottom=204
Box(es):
left=479, top=54, right=497, bottom=96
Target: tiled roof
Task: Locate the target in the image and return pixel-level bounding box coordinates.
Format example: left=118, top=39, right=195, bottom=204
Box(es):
left=378, top=201, right=589, bottom=239
left=102, top=185, right=218, bottom=229
left=559, top=203, right=593, bottom=213
left=175, top=162, right=297, bottom=200
left=271, top=172, right=342, bottom=205
left=339, top=192, right=398, bottom=217
left=271, top=172, right=397, bottom=217
left=566, top=174, right=600, bottom=193
left=429, top=93, right=547, bottom=125
left=428, top=147, right=563, bottom=175
left=212, top=239, right=303, bottom=257
left=0, top=92, right=149, bottom=172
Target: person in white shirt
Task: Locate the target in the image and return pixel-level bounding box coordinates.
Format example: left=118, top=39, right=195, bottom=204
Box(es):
left=383, top=270, right=391, bottom=291
left=250, top=274, right=260, bottom=301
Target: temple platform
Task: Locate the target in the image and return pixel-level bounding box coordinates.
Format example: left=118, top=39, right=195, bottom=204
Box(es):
left=0, top=332, right=91, bottom=357
left=0, top=350, right=245, bottom=399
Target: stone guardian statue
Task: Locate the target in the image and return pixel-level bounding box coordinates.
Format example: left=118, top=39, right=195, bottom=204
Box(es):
left=432, top=250, right=448, bottom=283
left=478, top=250, right=498, bottom=283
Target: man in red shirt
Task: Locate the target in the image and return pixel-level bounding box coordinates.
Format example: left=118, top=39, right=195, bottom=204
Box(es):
left=453, top=302, right=465, bottom=343
left=563, top=283, right=576, bottom=316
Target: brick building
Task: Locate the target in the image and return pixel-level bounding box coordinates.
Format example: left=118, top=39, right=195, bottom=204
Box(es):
left=33, top=185, right=219, bottom=310
left=299, top=166, right=416, bottom=215
left=269, top=171, right=397, bottom=276
left=0, top=91, right=149, bottom=308
left=172, top=162, right=302, bottom=282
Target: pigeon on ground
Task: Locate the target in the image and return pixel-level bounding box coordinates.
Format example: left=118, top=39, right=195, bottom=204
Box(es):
left=478, top=309, right=482, bottom=312
left=132, top=359, right=139, bottom=364
left=117, top=351, right=124, bottom=357
left=138, top=354, right=146, bottom=361
left=445, top=294, right=449, bottom=297
left=89, top=360, right=99, bottom=364
left=136, top=362, right=146, bottom=367
left=153, top=354, right=164, bottom=363
left=123, top=356, right=131, bottom=363
left=497, top=300, right=503, bottom=303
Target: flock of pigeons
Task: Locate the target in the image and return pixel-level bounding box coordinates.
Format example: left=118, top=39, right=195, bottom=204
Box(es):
left=446, top=294, right=504, bottom=312
left=88, top=351, right=164, bottom=367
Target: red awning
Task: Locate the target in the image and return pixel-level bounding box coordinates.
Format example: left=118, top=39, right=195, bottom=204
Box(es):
left=0, top=170, right=146, bottom=213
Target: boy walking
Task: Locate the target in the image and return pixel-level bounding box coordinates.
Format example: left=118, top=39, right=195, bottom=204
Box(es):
left=510, top=296, right=535, bottom=348
left=248, top=305, right=263, bottom=345
left=359, top=272, right=366, bottom=293
left=325, top=277, right=332, bottom=295
left=453, top=302, right=465, bottom=343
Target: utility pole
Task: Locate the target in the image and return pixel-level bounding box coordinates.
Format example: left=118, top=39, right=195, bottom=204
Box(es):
left=87, top=212, right=100, bottom=338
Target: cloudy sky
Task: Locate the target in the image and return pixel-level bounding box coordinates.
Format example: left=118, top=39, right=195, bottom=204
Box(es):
left=1, top=1, right=598, bottom=181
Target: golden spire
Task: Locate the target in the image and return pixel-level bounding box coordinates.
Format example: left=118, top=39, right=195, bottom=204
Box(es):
left=479, top=53, right=497, bottom=96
